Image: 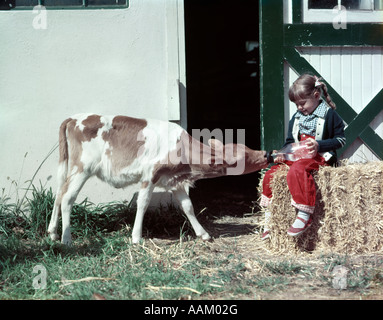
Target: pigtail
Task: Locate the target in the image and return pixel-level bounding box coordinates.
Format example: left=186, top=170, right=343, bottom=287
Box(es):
left=320, top=83, right=336, bottom=109
left=315, top=77, right=336, bottom=109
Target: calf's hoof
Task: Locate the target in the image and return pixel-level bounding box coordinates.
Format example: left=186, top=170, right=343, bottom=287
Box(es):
left=132, top=235, right=142, bottom=245
left=201, top=233, right=211, bottom=241
left=48, top=232, right=60, bottom=241
left=61, top=235, right=72, bottom=246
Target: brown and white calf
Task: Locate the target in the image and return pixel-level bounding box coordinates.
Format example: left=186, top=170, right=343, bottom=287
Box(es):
left=48, top=114, right=269, bottom=245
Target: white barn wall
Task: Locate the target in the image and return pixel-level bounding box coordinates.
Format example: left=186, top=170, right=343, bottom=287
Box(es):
left=285, top=47, right=383, bottom=163
left=0, top=0, right=186, bottom=205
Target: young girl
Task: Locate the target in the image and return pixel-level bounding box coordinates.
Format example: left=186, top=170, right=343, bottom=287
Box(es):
left=261, top=74, right=346, bottom=240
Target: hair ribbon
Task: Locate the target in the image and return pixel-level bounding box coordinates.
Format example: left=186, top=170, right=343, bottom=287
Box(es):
left=314, top=76, right=324, bottom=88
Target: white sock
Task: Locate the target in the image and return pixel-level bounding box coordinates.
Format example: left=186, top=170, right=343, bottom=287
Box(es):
left=264, top=210, right=271, bottom=232
left=292, top=210, right=310, bottom=228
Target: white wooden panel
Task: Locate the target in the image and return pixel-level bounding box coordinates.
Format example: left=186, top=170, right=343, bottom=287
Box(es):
left=319, top=47, right=331, bottom=80
left=352, top=48, right=363, bottom=113
left=284, top=62, right=299, bottom=138
left=372, top=50, right=383, bottom=95
left=330, top=47, right=342, bottom=93
left=361, top=49, right=373, bottom=109
left=285, top=47, right=383, bottom=163
left=340, top=47, right=353, bottom=102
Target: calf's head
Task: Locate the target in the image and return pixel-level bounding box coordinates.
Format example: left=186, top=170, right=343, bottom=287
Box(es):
left=208, top=139, right=268, bottom=175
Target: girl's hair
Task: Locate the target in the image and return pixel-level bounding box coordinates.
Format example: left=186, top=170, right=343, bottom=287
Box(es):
left=288, top=73, right=336, bottom=109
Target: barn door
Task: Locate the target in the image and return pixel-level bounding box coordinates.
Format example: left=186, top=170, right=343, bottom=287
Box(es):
left=260, top=1, right=383, bottom=162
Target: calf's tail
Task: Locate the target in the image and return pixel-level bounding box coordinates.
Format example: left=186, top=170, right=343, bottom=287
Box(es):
left=58, top=118, right=72, bottom=184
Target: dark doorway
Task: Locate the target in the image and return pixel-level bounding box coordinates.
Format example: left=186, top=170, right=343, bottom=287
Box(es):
left=184, top=0, right=261, bottom=214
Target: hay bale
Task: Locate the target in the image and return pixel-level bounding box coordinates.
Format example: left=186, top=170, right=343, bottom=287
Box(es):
left=257, top=161, right=383, bottom=254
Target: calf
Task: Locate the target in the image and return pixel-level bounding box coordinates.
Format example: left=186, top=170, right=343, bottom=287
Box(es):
left=48, top=114, right=269, bottom=245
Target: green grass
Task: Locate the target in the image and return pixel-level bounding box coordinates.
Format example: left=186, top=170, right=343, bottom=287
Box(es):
left=1, top=234, right=195, bottom=299
left=0, top=184, right=243, bottom=300
left=0, top=228, right=249, bottom=299
left=2, top=184, right=383, bottom=300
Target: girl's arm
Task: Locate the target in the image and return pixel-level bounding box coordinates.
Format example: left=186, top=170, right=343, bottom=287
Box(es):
left=317, top=110, right=346, bottom=152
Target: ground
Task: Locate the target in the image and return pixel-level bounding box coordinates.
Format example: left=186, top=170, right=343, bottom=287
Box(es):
left=182, top=188, right=383, bottom=300
left=1, top=184, right=383, bottom=300
left=186, top=216, right=383, bottom=300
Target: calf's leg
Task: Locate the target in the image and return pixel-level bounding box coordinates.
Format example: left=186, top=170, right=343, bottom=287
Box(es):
left=48, top=200, right=61, bottom=241
left=172, top=188, right=210, bottom=241
left=60, top=172, right=89, bottom=245
left=131, top=182, right=154, bottom=244
left=48, top=162, right=68, bottom=241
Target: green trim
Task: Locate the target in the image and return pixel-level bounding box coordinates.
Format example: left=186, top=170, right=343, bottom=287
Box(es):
left=259, top=0, right=285, bottom=151
left=292, top=0, right=302, bottom=24
left=340, top=90, right=383, bottom=159
left=359, top=126, right=383, bottom=160
left=284, top=24, right=383, bottom=47
left=344, top=89, right=383, bottom=141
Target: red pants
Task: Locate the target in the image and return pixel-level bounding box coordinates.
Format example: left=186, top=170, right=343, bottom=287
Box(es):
left=260, top=146, right=327, bottom=214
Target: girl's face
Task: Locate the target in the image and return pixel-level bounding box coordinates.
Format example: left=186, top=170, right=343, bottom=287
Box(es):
left=295, top=91, right=321, bottom=115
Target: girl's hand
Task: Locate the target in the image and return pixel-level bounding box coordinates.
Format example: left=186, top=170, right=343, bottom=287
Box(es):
left=273, top=149, right=284, bottom=163
left=306, top=138, right=318, bottom=155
